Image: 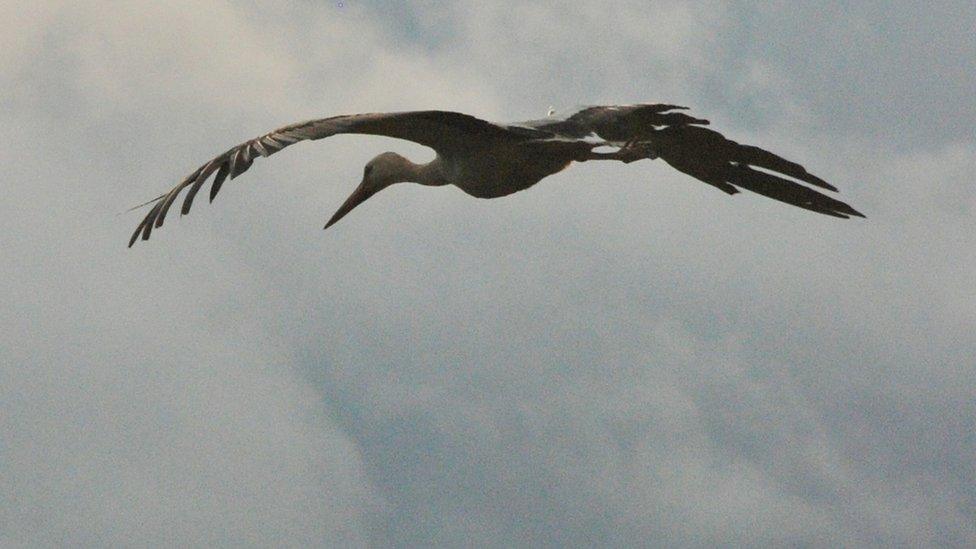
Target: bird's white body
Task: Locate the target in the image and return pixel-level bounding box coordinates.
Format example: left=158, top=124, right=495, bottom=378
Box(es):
left=438, top=144, right=577, bottom=199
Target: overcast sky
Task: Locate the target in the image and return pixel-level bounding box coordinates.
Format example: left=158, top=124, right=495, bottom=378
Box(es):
left=2, top=1, right=974, bottom=546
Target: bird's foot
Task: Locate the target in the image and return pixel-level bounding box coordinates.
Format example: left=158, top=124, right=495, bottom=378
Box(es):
left=617, top=140, right=658, bottom=163
left=578, top=141, right=659, bottom=163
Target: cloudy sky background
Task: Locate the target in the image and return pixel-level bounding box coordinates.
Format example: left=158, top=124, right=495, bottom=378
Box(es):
left=2, top=1, right=974, bottom=546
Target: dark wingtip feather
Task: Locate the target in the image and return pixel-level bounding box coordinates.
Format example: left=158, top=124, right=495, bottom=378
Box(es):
left=839, top=203, right=866, bottom=218
left=229, top=147, right=253, bottom=179
left=646, top=104, right=689, bottom=112
left=126, top=122, right=314, bottom=247
left=128, top=221, right=144, bottom=248
left=155, top=167, right=206, bottom=228
left=128, top=198, right=163, bottom=247
left=803, top=172, right=837, bottom=192
left=650, top=112, right=710, bottom=127
left=727, top=165, right=863, bottom=219
left=154, top=195, right=174, bottom=228
left=729, top=143, right=839, bottom=192
left=139, top=201, right=164, bottom=243
left=182, top=162, right=226, bottom=215
left=209, top=160, right=230, bottom=203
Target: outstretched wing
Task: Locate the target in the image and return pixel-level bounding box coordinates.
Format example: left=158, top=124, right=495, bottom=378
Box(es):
left=128, top=111, right=549, bottom=247
left=649, top=124, right=863, bottom=218
left=534, top=104, right=862, bottom=218
left=526, top=103, right=711, bottom=142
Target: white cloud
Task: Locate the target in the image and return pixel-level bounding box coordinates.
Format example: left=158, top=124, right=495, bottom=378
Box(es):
left=3, top=1, right=974, bottom=546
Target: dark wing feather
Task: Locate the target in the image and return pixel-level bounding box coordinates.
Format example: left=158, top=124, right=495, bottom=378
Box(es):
left=205, top=163, right=230, bottom=206
left=650, top=125, right=863, bottom=218
left=128, top=111, right=548, bottom=246
left=539, top=104, right=861, bottom=218
left=528, top=103, right=710, bottom=141
left=726, top=165, right=860, bottom=218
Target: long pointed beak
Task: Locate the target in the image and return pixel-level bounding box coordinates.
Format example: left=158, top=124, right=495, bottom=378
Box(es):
left=324, top=180, right=375, bottom=230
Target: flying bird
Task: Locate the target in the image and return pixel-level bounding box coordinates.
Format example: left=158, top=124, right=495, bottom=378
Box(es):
left=127, top=104, right=863, bottom=247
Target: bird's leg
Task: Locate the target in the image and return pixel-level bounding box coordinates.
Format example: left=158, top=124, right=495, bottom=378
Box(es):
left=617, top=140, right=658, bottom=163
left=577, top=141, right=659, bottom=163
left=617, top=140, right=640, bottom=163
left=579, top=152, right=621, bottom=161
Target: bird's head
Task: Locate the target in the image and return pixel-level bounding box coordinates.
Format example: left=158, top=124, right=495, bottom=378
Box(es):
left=324, top=152, right=412, bottom=229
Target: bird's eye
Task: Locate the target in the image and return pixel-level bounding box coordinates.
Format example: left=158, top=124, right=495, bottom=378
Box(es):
left=364, top=165, right=373, bottom=178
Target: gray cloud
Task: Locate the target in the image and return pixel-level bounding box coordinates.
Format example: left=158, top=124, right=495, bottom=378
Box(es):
left=2, top=1, right=974, bottom=546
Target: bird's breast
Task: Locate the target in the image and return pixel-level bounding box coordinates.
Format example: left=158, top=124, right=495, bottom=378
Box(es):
left=447, top=146, right=573, bottom=199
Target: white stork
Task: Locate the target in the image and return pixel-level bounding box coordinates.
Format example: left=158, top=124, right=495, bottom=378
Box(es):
left=128, top=104, right=863, bottom=246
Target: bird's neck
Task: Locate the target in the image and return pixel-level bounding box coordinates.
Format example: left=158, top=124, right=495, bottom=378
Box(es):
left=402, top=157, right=448, bottom=187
